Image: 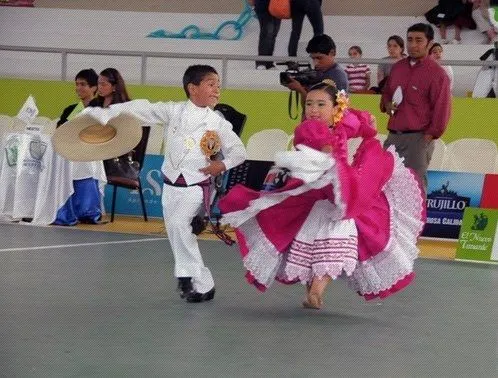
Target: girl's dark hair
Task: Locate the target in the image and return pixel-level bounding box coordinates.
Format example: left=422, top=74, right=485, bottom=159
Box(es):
left=98, top=67, right=131, bottom=105
left=349, top=45, right=362, bottom=55
left=387, top=35, right=405, bottom=53
left=307, top=81, right=339, bottom=106
left=429, top=42, right=443, bottom=55
left=182, top=65, right=218, bottom=98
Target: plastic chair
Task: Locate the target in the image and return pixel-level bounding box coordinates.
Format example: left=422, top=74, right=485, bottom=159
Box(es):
left=105, top=126, right=151, bottom=222
left=442, top=138, right=498, bottom=174
left=145, top=124, right=163, bottom=155
left=246, top=129, right=291, bottom=161
left=376, top=133, right=387, bottom=144
left=428, top=138, right=447, bottom=171
left=287, top=135, right=295, bottom=151
left=32, top=116, right=57, bottom=135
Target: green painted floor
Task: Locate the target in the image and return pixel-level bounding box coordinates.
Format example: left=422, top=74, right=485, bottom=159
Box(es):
left=0, top=223, right=496, bottom=377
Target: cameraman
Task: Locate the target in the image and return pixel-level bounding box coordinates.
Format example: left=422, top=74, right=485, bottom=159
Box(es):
left=285, top=34, right=349, bottom=98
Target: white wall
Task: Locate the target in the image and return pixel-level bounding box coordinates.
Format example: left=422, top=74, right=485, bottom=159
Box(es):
left=0, top=7, right=492, bottom=95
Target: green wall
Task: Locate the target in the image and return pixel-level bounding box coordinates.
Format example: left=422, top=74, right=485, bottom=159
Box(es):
left=0, top=78, right=497, bottom=143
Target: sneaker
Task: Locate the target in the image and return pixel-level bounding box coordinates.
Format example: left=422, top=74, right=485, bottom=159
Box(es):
left=441, top=39, right=449, bottom=44
left=451, top=39, right=461, bottom=44
left=256, top=64, right=267, bottom=70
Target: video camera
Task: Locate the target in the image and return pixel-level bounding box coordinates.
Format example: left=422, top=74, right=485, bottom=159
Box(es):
left=277, top=61, right=321, bottom=87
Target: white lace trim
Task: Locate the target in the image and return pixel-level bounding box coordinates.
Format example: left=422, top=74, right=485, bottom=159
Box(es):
left=280, top=257, right=357, bottom=284
left=239, top=218, right=283, bottom=288
left=349, top=150, right=425, bottom=295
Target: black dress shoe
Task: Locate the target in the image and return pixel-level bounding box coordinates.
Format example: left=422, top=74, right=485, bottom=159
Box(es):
left=177, top=277, right=193, bottom=299
left=185, top=288, right=215, bottom=303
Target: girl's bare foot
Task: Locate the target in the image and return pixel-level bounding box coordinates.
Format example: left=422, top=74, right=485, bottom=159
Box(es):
left=302, top=293, right=322, bottom=309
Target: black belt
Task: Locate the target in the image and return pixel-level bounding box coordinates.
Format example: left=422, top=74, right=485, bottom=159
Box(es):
left=388, top=129, right=421, bottom=135
left=162, top=174, right=210, bottom=187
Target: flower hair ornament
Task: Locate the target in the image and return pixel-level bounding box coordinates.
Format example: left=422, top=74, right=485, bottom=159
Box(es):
left=333, top=89, right=349, bottom=124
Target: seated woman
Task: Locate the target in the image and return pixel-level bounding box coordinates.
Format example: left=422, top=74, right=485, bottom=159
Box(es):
left=472, top=0, right=498, bottom=44
left=219, top=80, right=426, bottom=309
left=429, top=43, right=454, bottom=90
left=425, top=0, right=476, bottom=44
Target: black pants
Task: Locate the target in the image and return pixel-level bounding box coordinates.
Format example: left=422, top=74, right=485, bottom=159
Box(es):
left=254, top=0, right=281, bottom=68
left=288, top=0, right=324, bottom=56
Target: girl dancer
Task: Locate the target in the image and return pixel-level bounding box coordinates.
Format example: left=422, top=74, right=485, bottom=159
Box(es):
left=219, top=81, right=426, bottom=309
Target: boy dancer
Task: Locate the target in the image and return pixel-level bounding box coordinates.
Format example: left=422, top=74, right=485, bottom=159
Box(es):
left=83, top=65, right=247, bottom=302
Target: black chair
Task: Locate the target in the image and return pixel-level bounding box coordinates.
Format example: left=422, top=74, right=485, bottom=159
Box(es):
left=214, top=103, right=246, bottom=137
left=104, top=126, right=151, bottom=222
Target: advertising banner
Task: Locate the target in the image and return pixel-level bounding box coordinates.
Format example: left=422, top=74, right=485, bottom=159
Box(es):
left=104, top=154, right=164, bottom=218
left=422, top=171, right=485, bottom=239
left=455, top=207, right=498, bottom=262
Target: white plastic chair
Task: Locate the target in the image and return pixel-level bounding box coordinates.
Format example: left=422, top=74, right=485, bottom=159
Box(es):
left=145, top=124, right=164, bottom=155
left=428, top=138, right=447, bottom=171
left=376, top=133, right=387, bottom=145
left=33, top=117, right=57, bottom=135
left=11, top=117, right=26, bottom=133
left=246, top=128, right=290, bottom=161
left=442, top=138, right=498, bottom=174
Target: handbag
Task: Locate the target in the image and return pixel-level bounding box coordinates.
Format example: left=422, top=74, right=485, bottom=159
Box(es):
left=104, top=151, right=140, bottom=182
left=269, top=0, right=291, bottom=19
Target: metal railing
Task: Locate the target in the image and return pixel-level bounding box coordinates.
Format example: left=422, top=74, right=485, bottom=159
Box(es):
left=0, top=44, right=497, bottom=88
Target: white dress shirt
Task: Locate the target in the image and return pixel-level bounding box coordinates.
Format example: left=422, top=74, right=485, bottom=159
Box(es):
left=83, top=99, right=247, bottom=185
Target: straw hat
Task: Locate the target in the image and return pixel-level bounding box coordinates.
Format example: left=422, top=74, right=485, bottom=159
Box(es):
left=52, top=113, right=143, bottom=162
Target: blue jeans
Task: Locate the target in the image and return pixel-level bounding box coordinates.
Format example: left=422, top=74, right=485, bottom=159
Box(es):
left=288, top=0, right=324, bottom=56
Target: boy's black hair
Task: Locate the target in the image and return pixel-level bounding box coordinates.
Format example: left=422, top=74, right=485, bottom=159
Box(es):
left=75, top=69, right=98, bottom=87
left=306, top=34, right=336, bottom=55
left=183, top=65, right=218, bottom=97
left=407, top=23, right=435, bottom=42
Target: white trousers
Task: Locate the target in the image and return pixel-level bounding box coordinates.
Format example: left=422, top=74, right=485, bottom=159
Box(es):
left=162, top=184, right=214, bottom=294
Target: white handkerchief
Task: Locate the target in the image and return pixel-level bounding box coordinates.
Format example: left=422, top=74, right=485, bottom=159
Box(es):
left=393, top=86, right=403, bottom=105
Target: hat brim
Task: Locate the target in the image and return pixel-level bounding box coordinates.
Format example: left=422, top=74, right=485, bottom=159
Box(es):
left=52, top=113, right=143, bottom=162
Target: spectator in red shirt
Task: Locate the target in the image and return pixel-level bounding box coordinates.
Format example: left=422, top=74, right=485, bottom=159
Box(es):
left=380, top=23, right=451, bottom=191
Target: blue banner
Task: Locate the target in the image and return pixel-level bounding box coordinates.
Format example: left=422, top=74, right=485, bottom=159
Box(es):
left=422, top=171, right=485, bottom=239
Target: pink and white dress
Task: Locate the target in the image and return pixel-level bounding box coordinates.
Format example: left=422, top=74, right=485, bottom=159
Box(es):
left=218, top=109, right=426, bottom=300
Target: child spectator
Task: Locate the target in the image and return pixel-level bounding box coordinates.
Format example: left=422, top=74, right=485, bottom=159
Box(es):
left=429, top=43, right=454, bottom=90
left=344, top=46, right=371, bottom=93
